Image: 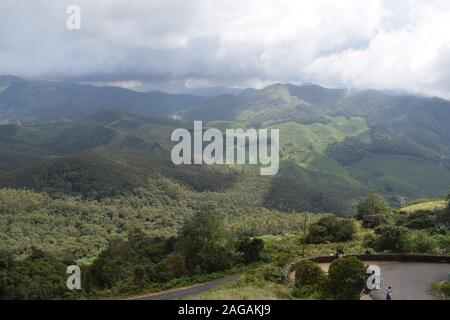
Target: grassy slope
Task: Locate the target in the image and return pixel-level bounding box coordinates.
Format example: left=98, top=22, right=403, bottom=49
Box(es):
left=400, top=200, right=448, bottom=213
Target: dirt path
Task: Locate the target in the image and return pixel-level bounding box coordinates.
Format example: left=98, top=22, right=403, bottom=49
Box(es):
left=127, top=274, right=242, bottom=300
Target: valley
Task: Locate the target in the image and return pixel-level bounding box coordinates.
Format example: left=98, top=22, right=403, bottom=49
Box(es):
left=0, top=76, right=449, bottom=300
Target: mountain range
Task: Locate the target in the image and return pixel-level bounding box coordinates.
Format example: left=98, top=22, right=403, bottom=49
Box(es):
left=1, top=75, right=450, bottom=214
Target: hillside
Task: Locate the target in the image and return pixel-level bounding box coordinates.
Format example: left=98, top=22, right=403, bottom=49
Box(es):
left=0, top=80, right=449, bottom=301
left=0, top=80, right=449, bottom=210
left=0, top=76, right=206, bottom=121
left=183, top=83, right=450, bottom=204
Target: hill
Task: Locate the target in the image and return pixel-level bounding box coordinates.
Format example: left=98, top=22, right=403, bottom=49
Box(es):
left=0, top=76, right=206, bottom=121
left=1, top=79, right=450, bottom=210
left=183, top=83, right=450, bottom=204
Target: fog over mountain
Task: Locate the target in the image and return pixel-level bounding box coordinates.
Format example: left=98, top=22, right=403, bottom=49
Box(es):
left=2, top=1, right=450, bottom=99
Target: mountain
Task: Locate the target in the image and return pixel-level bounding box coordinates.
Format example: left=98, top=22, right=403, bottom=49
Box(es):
left=0, top=78, right=449, bottom=212
left=182, top=83, right=450, bottom=204
left=178, top=86, right=242, bottom=97
left=0, top=76, right=206, bottom=121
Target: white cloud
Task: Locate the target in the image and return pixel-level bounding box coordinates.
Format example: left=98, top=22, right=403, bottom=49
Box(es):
left=1, top=0, right=450, bottom=97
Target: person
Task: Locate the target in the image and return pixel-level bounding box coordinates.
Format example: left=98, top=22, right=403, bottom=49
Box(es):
left=386, top=286, right=392, bottom=300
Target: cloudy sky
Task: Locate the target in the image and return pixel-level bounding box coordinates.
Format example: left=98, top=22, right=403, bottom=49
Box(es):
left=1, top=0, right=450, bottom=97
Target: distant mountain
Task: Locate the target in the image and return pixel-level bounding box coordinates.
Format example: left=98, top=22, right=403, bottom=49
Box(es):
left=0, top=76, right=206, bottom=121
left=0, top=79, right=449, bottom=211
left=179, top=86, right=242, bottom=97
left=182, top=83, right=450, bottom=204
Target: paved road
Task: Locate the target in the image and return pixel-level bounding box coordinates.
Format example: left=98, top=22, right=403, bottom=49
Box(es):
left=369, top=262, right=450, bottom=300
left=128, top=274, right=241, bottom=300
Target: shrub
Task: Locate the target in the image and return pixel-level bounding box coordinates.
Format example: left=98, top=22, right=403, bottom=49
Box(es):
left=356, top=193, right=390, bottom=220
left=294, top=260, right=326, bottom=289
left=254, top=264, right=285, bottom=284
left=431, top=281, right=450, bottom=299
left=437, top=204, right=450, bottom=230
left=396, top=210, right=436, bottom=230
left=374, top=225, right=412, bottom=253
left=363, top=233, right=378, bottom=250
left=236, top=237, right=264, bottom=264
left=305, top=216, right=356, bottom=244
left=431, top=233, right=450, bottom=255
left=326, top=256, right=366, bottom=300
left=362, top=214, right=388, bottom=229
left=410, top=231, right=438, bottom=253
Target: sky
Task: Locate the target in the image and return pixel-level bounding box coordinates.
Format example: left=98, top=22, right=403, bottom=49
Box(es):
left=1, top=0, right=450, bottom=98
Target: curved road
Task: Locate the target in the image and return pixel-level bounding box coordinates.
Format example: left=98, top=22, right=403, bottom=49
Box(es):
left=368, top=262, right=450, bottom=300
left=128, top=262, right=449, bottom=300
left=128, top=274, right=241, bottom=300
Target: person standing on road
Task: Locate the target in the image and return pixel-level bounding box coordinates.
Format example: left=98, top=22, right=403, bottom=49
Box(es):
left=386, top=286, right=392, bottom=300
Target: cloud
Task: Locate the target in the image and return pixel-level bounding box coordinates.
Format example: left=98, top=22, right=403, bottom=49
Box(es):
left=1, top=0, right=450, bottom=98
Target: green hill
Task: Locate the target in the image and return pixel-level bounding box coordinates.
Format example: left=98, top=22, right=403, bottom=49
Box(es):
left=0, top=76, right=206, bottom=121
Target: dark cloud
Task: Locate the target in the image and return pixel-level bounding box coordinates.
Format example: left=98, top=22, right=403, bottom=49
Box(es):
left=1, top=0, right=450, bottom=97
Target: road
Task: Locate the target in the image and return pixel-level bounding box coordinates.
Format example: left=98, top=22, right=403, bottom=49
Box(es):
left=128, top=274, right=241, bottom=300
left=368, top=262, right=450, bottom=300
left=128, top=262, right=449, bottom=300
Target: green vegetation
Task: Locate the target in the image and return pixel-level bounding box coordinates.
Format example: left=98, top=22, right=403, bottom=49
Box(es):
left=0, top=249, right=81, bottom=300
left=356, top=192, right=391, bottom=219
left=431, top=280, right=450, bottom=300
left=370, top=225, right=412, bottom=253
left=1, top=80, right=450, bottom=300
left=305, top=216, right=356, bottom=244
left=236, top=237, right=264, bottom=264
left=325, top=257, right=366, bottom=300
left=293, top=260, right=326, bottom=294
left=177, top=208, right=235, bottom=274
left=292, top=257, right=366, bottom=300
left=400, top=199, right=447, bottom=214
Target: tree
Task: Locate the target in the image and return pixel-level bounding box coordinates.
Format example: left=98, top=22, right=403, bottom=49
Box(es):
left=236, top=237, right=264, bottom=264
left=294, top=260, right=326, bottom=289
left=326, top=257, right=366, bottom=300
left=362, top=214, right=387, bottom=229
left=374, top=225, right=412, bottom=253
left=305, top=216, right=356, bottom=244
left=177, top=209, right=234, bottom=273
left=356, top=193, right=390, bottom=220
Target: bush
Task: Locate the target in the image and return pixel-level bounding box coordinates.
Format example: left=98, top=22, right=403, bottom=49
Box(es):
left=362, top=214, right=388, bottom=229
left=396, top=210, right=436, bottom=230
left=373, top=225, right=412, bottom=253
left=356, top=193, right=390, bottom=220
left=363, top=233, right=378, bottom=250
left=294, top=260, right=326, bottom=289
left=254, top=264, right=285, bottom=284
left=0, top=251, right=80, bottom=300
left=410, top=231, right=438, bottom=253
left=431, top=281, right=450, bottom=299
left=434, top=234, right=450, bottom=255
left=437, top=204, right=450, bottom=230
left=236, top=237, right=264, bottom=264
left=305, top=216, right=356, bottom=244
left=326, top=257, right=366, bottom=300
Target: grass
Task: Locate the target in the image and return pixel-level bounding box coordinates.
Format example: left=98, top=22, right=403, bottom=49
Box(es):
left=184, top=222, right=373, bottom=300
left=350, top=154, right=450, bottom=199
left=430, top=281, right=450, bottom=300
left=185, top=279, right=293, bottom=300
left=400, top=200, right=447, bottom=213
